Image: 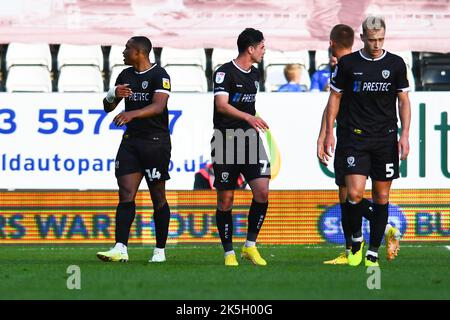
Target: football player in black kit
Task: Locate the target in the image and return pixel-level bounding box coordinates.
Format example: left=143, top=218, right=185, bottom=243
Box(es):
left=317, top=25, right=401, bottom=265
left=97, top=36, right=172, bottom=263
left=212, top=28, right=271, bottom=267
left=324, top=16, right=411, bottom=267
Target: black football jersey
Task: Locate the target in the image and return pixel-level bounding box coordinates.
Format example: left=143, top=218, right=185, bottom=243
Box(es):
left=330, top=50, right=409, bottom=136
left=115, top=64, right=171, bottom=136
left=213, top=60, right=260, bottom=130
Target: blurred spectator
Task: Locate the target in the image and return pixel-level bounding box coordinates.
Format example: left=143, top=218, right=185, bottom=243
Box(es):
left=310, top=51, right=338, bottom=92
left=276, top=64, right=307, bottom=92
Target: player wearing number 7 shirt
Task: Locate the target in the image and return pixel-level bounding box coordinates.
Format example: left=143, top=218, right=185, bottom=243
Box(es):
left=96, top=36, right=172, bottom=263
left=212, top=28, right=271, bottom=267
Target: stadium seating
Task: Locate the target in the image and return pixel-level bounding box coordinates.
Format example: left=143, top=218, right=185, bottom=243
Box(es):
left=421, top=65, right=450, bottom=91
left=160, top=47, right=207, bottom=70
left=211, top=48, right=236, bottom=71
left=419, top=52, right=450, bottom=91
left=57, top=44, right=104, bottom=70
left=108, top=65, right=129, bottom=90
left=57, top=65, right=104, bottom=92
left=263, top=49, right=310, bottom=72
left=6, top=65, right=52, bottom=92
left=263, top=49, right=311, bottom=91
left=165, top=65, right=208, bottom=92
left=314, top=49, right=330, bottom=70
left=5, top=43, right=52, bottom=70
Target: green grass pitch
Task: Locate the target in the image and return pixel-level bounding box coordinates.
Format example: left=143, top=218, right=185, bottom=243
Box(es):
left=0, top=243, right=449, bottom=300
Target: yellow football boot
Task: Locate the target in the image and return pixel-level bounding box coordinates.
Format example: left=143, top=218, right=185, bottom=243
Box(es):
left=386, top=226, right=401, bottom=261
left=241, top=246, right=267, bottom=266
left=348, top=240, right=365, bottom=267
left=323, top=252, right=348, bottom=265
left=224, top=253, right=239, bottom=267
left=96, top=248, right=128, bottom=262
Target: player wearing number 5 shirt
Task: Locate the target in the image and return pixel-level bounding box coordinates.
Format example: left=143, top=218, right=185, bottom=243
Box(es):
left=324, top=16, right=411, bottom=267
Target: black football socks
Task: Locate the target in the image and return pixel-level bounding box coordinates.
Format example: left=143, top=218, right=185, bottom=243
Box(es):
left=368, top=203, right=389, bottom=255
left=153, top=202, right=171, bottom=249
left=360, top=198, right=374, bottom=222
left=247, top=199, right=269, bottom=242
left=216, top=209, right=233, bottom=252
left=115, top=201, right=136, bottom=246
left=346, top=199, right=364, bottom=254
left=340, top=201, right=352, bottom=249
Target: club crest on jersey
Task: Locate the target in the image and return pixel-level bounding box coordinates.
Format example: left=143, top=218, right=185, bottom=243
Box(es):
left=221, top=172, right=229, bottom=183
left=382, top=70, right=390, bottom=79
left=162, top=78, right=171, bottom=89
left=255, top=81, right=259, bottom=90
left=215, top=72, right=225, bottom=84
left=142, top=81, right=148, bottom=89
left=347, top=156, right=355, bottom=168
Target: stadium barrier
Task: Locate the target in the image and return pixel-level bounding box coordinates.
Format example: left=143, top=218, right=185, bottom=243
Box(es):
left=0, top=190, right=448, bottom=244
left=0, top=92, right=449, bottom=190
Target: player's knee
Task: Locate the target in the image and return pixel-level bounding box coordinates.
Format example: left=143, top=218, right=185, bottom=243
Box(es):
left=346, top=189, right=363, bottom=203
left=119, top=189, right=136, bottom=203
left=217, top=196, right=234, bottom=211
left=253, top=188, right=269, bottom=203
left=372, top=191, right=389, bottom=205
left=150, top=191, right=167, bottom=210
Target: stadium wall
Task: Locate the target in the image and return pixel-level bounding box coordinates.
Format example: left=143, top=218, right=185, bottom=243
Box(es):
left=0, top=92, right=449, bottom=190
left=1, top=92, right=449, bottom=244
left=0, top=190, right=449, bottom=244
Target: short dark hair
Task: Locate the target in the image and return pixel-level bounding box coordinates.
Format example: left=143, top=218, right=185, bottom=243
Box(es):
left=237, top=28, right=264, bottom=54
left=130, top=36, right=153, bottom=56
left=330, top=24, right=354, bottom=49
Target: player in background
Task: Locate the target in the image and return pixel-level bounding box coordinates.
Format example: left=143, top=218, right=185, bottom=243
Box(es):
left=317, top=24, right=401, bottom=265
left=97, top=36, right=172, bottom=263
left=324, top=16, right=411, bottom=267
left=212, top=28, right=271, bottom=267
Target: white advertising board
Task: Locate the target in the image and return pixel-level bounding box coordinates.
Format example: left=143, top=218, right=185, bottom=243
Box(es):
left=0, top=92, right=448, bottom=190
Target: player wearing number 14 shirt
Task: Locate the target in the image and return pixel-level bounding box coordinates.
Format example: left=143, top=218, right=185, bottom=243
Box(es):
left=97, top=36, right=172, bottom=264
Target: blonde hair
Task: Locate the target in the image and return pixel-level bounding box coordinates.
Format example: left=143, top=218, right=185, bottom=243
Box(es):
left=284, top=64, right=301, bottom=81
left=362, top=15, right=386, bottom=34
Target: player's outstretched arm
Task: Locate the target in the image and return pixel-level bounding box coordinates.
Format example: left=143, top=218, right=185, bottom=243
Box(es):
left=215, top=95, right=269, bottom=132
left=397, top=91, right=411, bottom=160
left=103, top=84, right=131, bottom=113
left=324, top=90, right=342, bottom=157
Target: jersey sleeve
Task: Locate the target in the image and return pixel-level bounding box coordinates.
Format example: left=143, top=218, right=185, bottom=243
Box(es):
left=329, top=60, right=346, bottom=93
left=395, top=59, right=410, bottom=92
left=213, top=67, right=231, bottom=96
left=153, top=69, right=171, bottom=95
left=114, top=70, right=125, bottom=86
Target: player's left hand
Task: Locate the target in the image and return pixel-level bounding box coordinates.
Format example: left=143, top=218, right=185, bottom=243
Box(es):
left=317, top=138, right=329, bottom=165
left=113, top=111, right=136, bottom=127
left=398, top=134, right=410, bottom=160
left=324, top=134, right=335, bottom=158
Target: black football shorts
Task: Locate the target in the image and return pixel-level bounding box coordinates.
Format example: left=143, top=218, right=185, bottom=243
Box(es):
left=211, top=130, right=271, bottom=190
left=339, top=130, right=399, bottom=182
left=115, top=133, right=171, bottom=185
